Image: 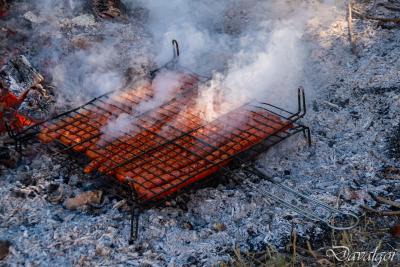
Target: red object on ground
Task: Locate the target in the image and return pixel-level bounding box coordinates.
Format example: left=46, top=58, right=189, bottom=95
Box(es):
left=0, top=89, right=34, bottom=133
left=391, top=225, right=400, bottom=238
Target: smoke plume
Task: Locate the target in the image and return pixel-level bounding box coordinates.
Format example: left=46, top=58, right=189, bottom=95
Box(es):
left=16, top=0, right=340, bottom=136
left=134, top=0, right=319, bottom=119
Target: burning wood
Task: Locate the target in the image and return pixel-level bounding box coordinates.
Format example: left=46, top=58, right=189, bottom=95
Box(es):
left=0, top=55, right=54, bottom=133
left=0, top=0, right=8, bottom=17
left=92, top=0, right=123, bottom=19
left=0, top=55, right=44, bottom=97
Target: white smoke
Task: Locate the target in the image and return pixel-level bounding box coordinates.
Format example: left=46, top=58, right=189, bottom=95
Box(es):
left=132, top=0, right=236, bottom=74
left=19, top=0, right=340, bottom=135
left=136, top=70, right=183, bottom=112
left=25, top=0, right=151, bottom=107
left=51, top=41, right=127, bottom=106
left=133, top=0, right=318, bottom=120
left=196, top=21, right=306, bottom=121
left=101, top=70, right=183, bottom=139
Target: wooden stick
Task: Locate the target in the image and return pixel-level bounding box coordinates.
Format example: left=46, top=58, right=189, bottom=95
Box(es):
left=375, top=195, right=400, bottom=209
left=0, top=0, right=7, bottom=11
left=347, top=1, right=357, bottom=55
left=361, top=205, right=400, bottom=216
left=379, top=3, right=400, bottom=12
left=352, top=8, right=400, bottom=23
left=306, top=241, right=319, bottom=259
left=291, top=226, right=297, bottom=267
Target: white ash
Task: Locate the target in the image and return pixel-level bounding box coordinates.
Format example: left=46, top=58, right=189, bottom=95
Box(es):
left=1, top=1, right=400, bottom=267
left=59, top=14, right=97, bottom=28
left=23, top=11, right=46, bottom=24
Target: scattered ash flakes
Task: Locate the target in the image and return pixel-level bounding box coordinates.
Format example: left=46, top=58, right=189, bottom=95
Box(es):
left=0, top=150, right=165, bottom=266
left=255, top=0, right=400, bottom=257
left=0, top=150, right=306, bottom=266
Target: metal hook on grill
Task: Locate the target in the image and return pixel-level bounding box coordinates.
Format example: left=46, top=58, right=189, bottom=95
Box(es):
left=150, top=40, right=180, bottom=78
left=246, top=167, right=359, bottom=231
left=172, top=39, right=180, bottom=58
left=287, top=86, right=306, bottom=121
left=297, top=86, right=306, bottom=118
left=290, top=87, right=311, bottom=146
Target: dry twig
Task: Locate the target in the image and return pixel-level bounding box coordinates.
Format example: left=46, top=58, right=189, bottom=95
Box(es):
left=306, top=241, right=319, bottom=260
left=347, top=1, right=357, bottom=55
left=361, top=205, right=400, bottom=216
left=352, top=8, right=400, bottom=23
left=371, top=194, right=400, bottom=209
left=291, top=226, right=297, bottom=267
left=379, top=3, right=400, bottom=12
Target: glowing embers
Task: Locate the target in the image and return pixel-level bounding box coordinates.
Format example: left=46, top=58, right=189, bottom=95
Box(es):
left=0, top=90, right=35, bottom=134
left=37, top=71, right=294, bottom=203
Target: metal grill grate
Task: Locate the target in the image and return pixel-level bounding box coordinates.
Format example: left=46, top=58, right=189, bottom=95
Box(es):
left=27, top=70, right=308, bottom=204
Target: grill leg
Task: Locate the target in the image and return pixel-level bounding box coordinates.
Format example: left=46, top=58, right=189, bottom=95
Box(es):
left=303, top=127, right=312, bottom=147
left=129, top=205, right=140, bottom=245
left=15, top=140, right=23, bottom=164
left=128, top=187, right=140, bottom=244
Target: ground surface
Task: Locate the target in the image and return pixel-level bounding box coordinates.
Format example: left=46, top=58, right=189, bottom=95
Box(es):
left=0, top=1, right=399, bottom=266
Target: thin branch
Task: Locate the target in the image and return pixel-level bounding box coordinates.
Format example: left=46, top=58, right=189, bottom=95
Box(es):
left=374, top=195, right=400, bottom=209
left=361, top=205, right=400, bottom=216
left=379, top=3, right=400, bottom=12
left=347, top=0, right=357, bottom=55
left=352, top=8, right=400, bottom=23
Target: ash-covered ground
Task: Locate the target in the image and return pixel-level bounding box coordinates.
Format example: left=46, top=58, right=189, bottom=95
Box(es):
left=1, top=1, right=400, bottom=266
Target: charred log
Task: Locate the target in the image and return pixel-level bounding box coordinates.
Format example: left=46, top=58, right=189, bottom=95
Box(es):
left=0, top=55, right=55, bottom=133
left=0, top=55, right=44, bottom=98
left=0, top=0, right=8, bottom=17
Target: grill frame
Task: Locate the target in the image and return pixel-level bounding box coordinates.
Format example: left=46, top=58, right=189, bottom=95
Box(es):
left=9, top=45, right=313, bottom=242
left=13, top=69, right=311, bottom=201
left=12, top=74, right=310, bottom=229
left=14, top=72, right=310, bottom=201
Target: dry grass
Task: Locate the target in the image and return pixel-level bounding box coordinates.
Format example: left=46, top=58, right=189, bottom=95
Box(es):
left=219, top=214, right=398, bottom=267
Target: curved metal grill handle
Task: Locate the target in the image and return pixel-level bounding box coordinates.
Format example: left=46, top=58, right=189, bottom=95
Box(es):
left=325, top=212, right=360, bottom=231
left=246, top=167, right=359, bottom=231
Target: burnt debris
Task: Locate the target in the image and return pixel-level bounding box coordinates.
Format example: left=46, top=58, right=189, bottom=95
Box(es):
left=0, top=0, right=8, bottom=17
left=0, top=240, right=11, bottom=260
left=388, top=123, right=400, bottom=160
left=0, top=55, right=44, bottom=98
left=92, top=0, right=123, bottom=19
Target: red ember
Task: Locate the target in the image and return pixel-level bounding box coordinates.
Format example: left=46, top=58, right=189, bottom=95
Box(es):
left=0, top=88, right=34, bottom=133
